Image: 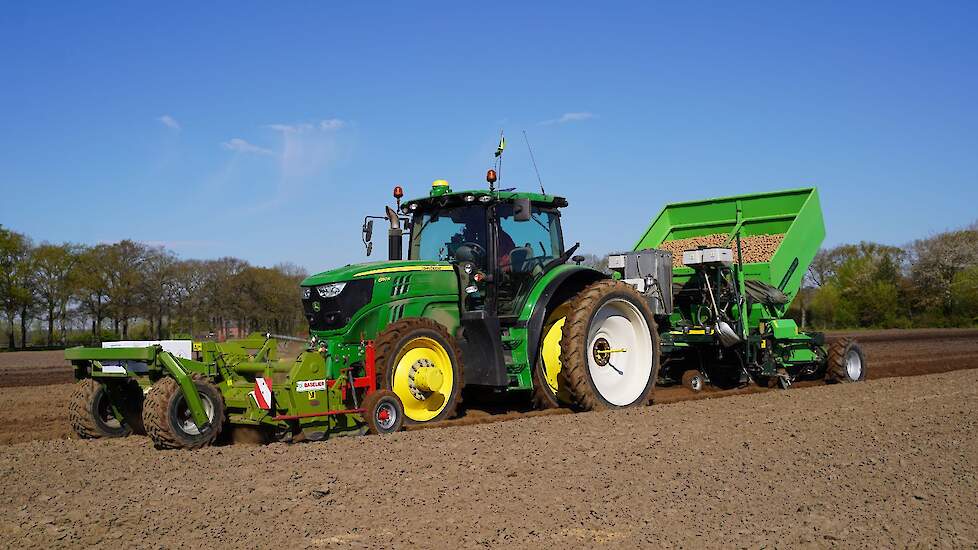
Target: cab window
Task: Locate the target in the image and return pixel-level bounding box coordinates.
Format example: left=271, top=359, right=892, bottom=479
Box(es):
left=496, top=204, right=563, bottom=273
left=409, top=206, right=488, bottom=268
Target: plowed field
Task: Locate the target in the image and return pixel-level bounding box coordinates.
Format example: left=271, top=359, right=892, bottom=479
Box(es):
left=0, top=329, right=975, bottom=547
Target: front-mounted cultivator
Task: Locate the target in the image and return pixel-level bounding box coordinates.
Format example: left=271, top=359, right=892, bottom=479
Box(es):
left=66, top=334, right=405, bottom=448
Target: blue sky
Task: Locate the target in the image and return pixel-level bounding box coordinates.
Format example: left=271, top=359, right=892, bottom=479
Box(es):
left=1, top=2, right=976, bottom=271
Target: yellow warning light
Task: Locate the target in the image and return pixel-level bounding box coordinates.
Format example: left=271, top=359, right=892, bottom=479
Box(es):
left=430, top=179, right=451, bottom=197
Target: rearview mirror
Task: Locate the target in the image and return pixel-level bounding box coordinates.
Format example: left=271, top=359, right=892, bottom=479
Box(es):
left=513, top=197, right=532, bottom=222
left=362, top=219, right=374, bottom=256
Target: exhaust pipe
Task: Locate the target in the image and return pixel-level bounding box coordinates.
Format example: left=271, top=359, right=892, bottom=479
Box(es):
left=386, top=206, right=403, bottom=261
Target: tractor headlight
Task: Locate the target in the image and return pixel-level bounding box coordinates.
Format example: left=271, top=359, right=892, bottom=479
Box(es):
left=302, top=287, right=311, bottom=300
left=317, top=282, right=347, bottom=298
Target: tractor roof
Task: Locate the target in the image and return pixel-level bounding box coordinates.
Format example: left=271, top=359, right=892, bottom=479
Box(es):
left=401, top=188, right=568, bottom=214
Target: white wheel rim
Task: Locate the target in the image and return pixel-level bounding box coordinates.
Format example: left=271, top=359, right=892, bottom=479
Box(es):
left=179, top=394, right=214, bottom=436
left=586, top=298, right=654, bottom=406
left=845, top=349, right=862, bottom=380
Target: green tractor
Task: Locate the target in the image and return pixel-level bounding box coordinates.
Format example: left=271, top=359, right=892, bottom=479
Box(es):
left=65, top=177, right=864, bottom=449
left=302, top=177, right=662, bottom=423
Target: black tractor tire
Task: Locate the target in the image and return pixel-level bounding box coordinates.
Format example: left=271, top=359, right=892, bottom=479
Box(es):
left=557, top=280, right=660, bottom=411
left=142, top=375, right=225, bottom=450
left=373, top=317, right=464, bottom=424
left=68, top=378, right=142, bottom=439
left=362, top=389, right=405, bottom=435
left=531, top=358, right=561, bottom=409
left=825, top=338, right=867, bottom=383
left=531, top=305, right=574, bottom=410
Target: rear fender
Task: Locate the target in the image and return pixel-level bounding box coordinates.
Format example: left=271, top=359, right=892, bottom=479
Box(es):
left=519, top=265, right=608, bottom=369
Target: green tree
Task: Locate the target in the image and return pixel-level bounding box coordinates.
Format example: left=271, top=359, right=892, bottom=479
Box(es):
left=74, top=244, right=113, bottom=344
left=103, top=240, right=150, bottom=338
left=0, top=226, right=34, bottom=349
left=139, top=246, right=178, bottom=339
left=33, top=243, right=81, bottom=345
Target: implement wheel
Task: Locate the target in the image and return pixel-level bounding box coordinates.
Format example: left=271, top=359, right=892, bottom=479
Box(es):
left=68, top=378, right=142, bottom=439
left=142, top=376, right=225, bottom=449
left=362, top=390, right=404, bottom=435
left=532, top=304, right=574, bottom=409
left=681, top=370, right=705, bottom=392
left=826, top=338, right=866, bottom=383
left=374, top=318, right=464, bottom=424
left=558, top=280, right=659, bottom=411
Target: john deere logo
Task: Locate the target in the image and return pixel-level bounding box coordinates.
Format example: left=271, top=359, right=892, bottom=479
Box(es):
left=312, top=302, right=321, bottom=312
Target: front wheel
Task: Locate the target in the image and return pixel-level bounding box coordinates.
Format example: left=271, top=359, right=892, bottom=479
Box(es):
left=374, top=318, right=464, bottom=424
left=142, top=376, right=225, bottom=449
left=558, top=280, right=660, bottom=410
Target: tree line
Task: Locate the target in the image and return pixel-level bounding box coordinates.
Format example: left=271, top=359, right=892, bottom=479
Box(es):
left=791, top=222, right=978, bottom=329
left=0, top=225, right=307, bottom=350
left=2, top=221, right=976, bottom=350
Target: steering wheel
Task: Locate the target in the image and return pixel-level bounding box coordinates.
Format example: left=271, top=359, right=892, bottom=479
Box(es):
left=455, top=241, right=486, bottom=263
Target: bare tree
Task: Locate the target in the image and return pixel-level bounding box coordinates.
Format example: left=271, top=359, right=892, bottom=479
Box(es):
left=909, top=228, right=978, bottom=315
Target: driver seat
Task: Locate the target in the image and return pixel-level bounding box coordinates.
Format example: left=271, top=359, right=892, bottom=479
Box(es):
left=508, top=245, right=533, bottom=273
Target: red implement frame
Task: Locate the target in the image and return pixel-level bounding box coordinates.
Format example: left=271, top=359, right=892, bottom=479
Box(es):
left=272, top=341, right=378, bottom=421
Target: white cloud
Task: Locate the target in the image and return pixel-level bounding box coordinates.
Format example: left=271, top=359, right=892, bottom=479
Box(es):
left=218, top=118, right=351, bottom=213
left=319, top=118, right=345, bottom=130
left=266, top=123, right=313, bottom=134
left=266, top=118, right=347, bottom=134
left=540, top=112, right=597, bottom=125
left=221, top=138, right=274, bottom=156
left=158, top=114, right=181, bottom=130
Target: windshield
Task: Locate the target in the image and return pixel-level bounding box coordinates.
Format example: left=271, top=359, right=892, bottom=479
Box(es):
left=496, top=204, right=563, bottom=273
left=409, top=205, right=488, bottom=266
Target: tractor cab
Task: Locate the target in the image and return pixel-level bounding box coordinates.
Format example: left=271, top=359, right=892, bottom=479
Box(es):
left=400, top=181, right=569, bottom=318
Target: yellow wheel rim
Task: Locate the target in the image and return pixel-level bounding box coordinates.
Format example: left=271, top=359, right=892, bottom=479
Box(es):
left=540, top=305, right=572, bottom=403
left=391, top=336, right=455, bottom=422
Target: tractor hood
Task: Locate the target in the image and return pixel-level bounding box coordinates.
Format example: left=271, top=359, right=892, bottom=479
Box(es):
left=301, top=260, right=454, bottom=286
left=300, top=260, right=458, bottom=335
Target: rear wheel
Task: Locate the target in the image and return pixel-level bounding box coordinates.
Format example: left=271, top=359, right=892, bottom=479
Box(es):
left=142, top=376, right=225, bottom=449
left=559, top=280, right=659, bottom=410
left=826, top=338, right=866, bottom=383
left=374, top=318, right=464, bottom=424
left=68, top=378, right=140, bottom=439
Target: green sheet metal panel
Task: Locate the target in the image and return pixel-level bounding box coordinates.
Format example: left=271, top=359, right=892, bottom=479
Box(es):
left=64, top=346, right=158, bottom=362
left=633, top=187, right=825, bottom=303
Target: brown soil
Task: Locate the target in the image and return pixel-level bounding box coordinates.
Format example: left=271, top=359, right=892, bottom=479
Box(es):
left=0, top=329, right=974, bottom=547
left=0, top=384, right=74, bottom=444
left=0, top=350, right=65, bottom=369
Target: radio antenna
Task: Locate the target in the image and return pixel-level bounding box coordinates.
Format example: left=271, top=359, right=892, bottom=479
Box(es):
left=522, top=130, right=545, bottom=195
